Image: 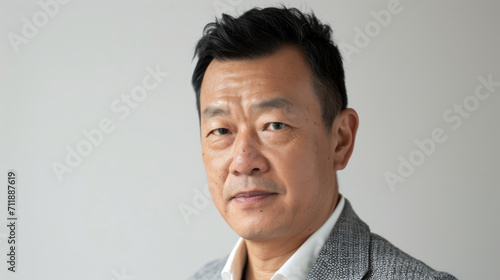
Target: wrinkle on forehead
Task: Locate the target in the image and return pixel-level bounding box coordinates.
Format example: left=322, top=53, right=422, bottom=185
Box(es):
left=200, top=47, right=314, bottom=121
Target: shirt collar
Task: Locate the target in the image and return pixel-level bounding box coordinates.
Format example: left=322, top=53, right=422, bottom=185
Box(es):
left=221, top=195, right=345, bottom=280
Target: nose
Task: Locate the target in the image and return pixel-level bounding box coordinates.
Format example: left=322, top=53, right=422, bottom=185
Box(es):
left=229, top=130, right=269, bottom=176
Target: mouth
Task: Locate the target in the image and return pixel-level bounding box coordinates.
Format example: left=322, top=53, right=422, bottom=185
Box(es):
left=232, top=190, right=277, bottom=204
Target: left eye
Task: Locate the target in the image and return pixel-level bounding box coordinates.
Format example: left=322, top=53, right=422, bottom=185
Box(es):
left=267, top=122, right=287, bottom=131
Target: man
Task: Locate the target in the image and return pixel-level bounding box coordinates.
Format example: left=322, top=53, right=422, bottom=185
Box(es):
left=190, top=6, right=456, bottom=280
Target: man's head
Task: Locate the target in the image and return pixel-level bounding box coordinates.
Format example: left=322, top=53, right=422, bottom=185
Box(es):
left=192, top=6, right=347, bottom=130
left=192, top=7, right=358, bottom=242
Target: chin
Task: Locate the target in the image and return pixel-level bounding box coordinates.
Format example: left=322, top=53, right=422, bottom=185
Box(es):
left=237, top=229, right=275, bottom=240
left=231, top=219, right=284, bottom=240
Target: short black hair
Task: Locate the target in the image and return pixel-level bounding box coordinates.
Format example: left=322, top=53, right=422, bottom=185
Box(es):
left=192, top=6, right=347, bottom=130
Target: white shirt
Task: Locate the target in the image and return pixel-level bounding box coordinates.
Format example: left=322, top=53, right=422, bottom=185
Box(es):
left=221, top=196, right=345, bottom=280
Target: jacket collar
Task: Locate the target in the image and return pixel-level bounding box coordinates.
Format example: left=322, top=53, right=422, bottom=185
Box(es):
left=306, top=199, right=371, bottom=280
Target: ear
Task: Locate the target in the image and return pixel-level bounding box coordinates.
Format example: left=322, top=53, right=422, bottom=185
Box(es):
left=331, top=108, right=359, bottom=170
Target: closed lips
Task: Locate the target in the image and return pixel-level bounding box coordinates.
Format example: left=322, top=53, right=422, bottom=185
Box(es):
left=233, top=191, right=276, bottom=198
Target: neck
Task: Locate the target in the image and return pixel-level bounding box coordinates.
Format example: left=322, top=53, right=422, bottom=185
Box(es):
left=243, top=235, right=305, bottom=280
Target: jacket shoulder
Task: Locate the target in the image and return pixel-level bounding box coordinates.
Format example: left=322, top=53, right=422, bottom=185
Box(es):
left=366, top=233, right=457, bottom=280
left=189, top=256, right=228, bottom=280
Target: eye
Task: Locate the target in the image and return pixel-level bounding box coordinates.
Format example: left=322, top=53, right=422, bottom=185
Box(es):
left=211, top=128, right=230, bottom=136
left=266, top=122, right=287, bottom=131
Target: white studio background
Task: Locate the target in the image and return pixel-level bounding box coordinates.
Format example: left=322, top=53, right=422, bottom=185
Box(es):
left=0, top=0, right=498, bottom=279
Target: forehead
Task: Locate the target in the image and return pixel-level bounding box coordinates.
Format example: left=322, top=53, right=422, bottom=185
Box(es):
left=199, top=47, right=316, bottom=111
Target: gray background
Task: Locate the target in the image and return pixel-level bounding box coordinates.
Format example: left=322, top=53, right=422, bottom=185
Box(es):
left=1, top=0, right=499, bottom=279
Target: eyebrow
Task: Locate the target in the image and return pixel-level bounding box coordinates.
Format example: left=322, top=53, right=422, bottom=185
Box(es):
left=202, top=107, right=229, bottom=120
left=202, top=97, right=295, bottom=121
left=251, top=97, right=294, bottom=113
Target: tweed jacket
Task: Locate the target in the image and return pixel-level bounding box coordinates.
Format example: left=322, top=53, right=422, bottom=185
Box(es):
left=190, top=199, right=457, bottom=280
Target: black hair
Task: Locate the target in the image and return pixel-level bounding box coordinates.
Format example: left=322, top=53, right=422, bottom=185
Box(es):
left=192, top=6, right=347, bottom=130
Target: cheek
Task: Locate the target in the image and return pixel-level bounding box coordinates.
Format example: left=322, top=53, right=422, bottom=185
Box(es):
left=278, top=138, right=329, bottom=199
left=280, top=139, right=321, bottom=178
left=204, top=155, right=228, bottom=183
left=207, top=183, right=221, bottom=204
left=206, top=172, right=225, bottom=213
left=202, top=145, right=224, bottom=170
left=202, top=148, right=230, bottom=203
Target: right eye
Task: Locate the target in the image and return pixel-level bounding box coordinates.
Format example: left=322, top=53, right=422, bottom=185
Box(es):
left=211, top=128, right=230, bottom=136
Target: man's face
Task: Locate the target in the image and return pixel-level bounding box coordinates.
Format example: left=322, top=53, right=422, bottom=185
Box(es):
left=199, top=47, right=339, bottom=241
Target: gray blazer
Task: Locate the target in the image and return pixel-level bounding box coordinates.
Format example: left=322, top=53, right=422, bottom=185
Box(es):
left=190, top=199, right=457, bottom=280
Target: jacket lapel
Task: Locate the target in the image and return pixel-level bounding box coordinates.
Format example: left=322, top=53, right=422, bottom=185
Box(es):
left=306, top=199, right=371, bottom=280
